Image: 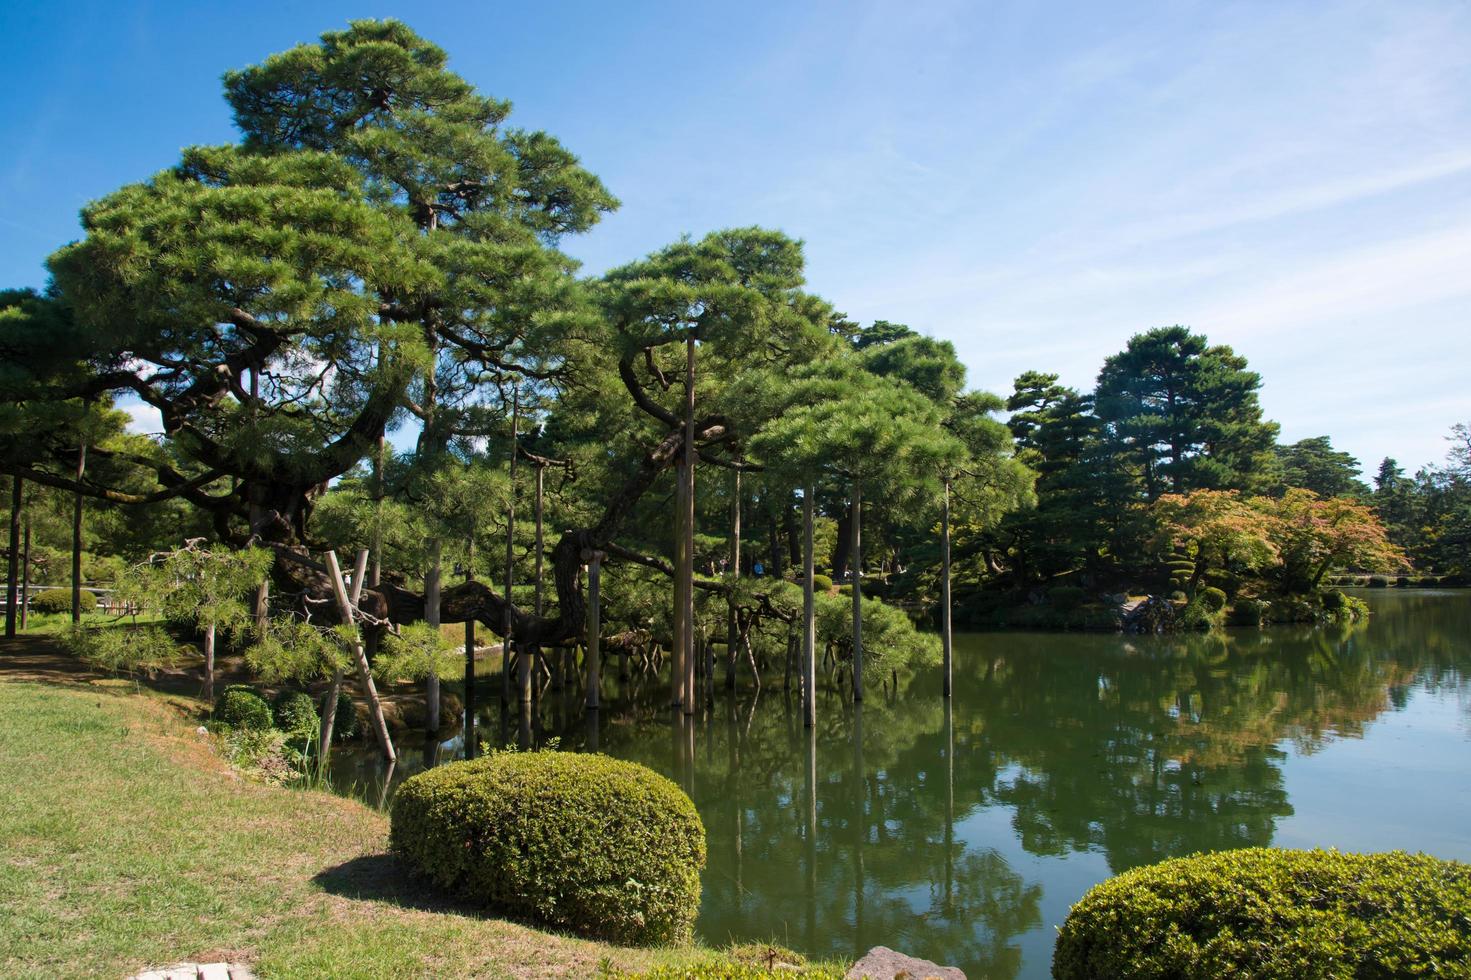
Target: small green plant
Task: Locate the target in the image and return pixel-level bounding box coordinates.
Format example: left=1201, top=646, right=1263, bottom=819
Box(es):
left=391, top=751, right=706, bottom=945
left=1053, top=848, right=1471, bottom=980
left=65, top=624, right=183, bottom=677
left=214, top=685, right=272, bottom=731
left=1228, top=597, right=1269, bottom=627
left=32, top=588, right=96, bottom=615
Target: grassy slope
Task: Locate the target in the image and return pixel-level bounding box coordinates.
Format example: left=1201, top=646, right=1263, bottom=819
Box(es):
left=0, top=677, right=712, bottom=979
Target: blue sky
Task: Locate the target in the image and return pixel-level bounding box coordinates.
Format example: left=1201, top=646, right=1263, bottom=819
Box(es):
left=3, top=0, right=1468, bottom=473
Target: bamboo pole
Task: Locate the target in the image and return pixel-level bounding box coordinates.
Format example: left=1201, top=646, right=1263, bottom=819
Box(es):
left=682, top=335, right=696, bottom=715
left=850, top=483, right=863, bottom=702
left=5, top=475, right=20, bottom=637
left=503, top=385, right=519, bottom=704
left=319, top=549, right=370, bottom=759
left=803, top=487, right=816, bottom=728
left=586, top=550, right=603, bottom=710
left=425, top=536, right=441, bottom=732
left=71, top=441, right=86, bottom=624
left=326, top=550, right=394, bottom=762
left=941, top=478, right=953, bottom=699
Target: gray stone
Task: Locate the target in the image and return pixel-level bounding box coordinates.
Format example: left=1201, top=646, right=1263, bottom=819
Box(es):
left=846, top=945, right=965, bottom=980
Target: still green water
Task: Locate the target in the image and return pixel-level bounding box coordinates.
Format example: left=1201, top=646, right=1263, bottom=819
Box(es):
left=332, top=589, right=1471, bottom=979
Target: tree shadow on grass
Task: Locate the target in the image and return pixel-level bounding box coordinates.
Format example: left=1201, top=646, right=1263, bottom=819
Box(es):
left=312, top=851, right=491, bottom=918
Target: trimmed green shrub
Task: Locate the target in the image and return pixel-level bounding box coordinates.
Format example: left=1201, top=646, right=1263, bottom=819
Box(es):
left=391, top=751, right=706, bottom=945
left=1367, top=575, right=1389, bottom=588
left=1396, top=575, right=1412, bottom=588
left=214, top=684, right=272, bottom=731
left=31, top=588, right=97, bottom=615
left=272, top=690, right=318, bottom=737
left=1228, top=598, right=1269, bottom=627
left=1053, top=848, right=1471, bottom=980
left=323, top=690, right=360, bottom=742
left=811, top=573, right=833, bottom=592
left=1198, top=586, right=1227, bottom=612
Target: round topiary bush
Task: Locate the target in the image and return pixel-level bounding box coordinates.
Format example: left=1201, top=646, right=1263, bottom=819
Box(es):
left=1228, top=598, right=1269, bottom=627
left=214, top=684, right=272, bottom=731
left=30, top=588, right=97, bottom=615
left=1054, top=848, right=1471, bottom=980
left=1368, top=575, right=1389, bottom=588
left=272, top=689, right=318, bottom=737
left=1198, top=586, right=1227, bottom=612
left=390, top=751, right=706, bottom=945
left=812, top=573, right=834, bottom=592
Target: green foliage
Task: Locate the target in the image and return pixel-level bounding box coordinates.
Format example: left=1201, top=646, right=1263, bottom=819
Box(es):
left=214, top=685, right=273, bottom=731
left=65, top=625, right=184, bottom=676
left=1053, top=848, right=1471, bottom=980
left=1199, top=586, right=1227, bottom=612
left=124, top=543, right=272, bottom=637
left=1228, top=598, right=1270, bottom=627
left=271, top=690, right=319, bottom=738
left=324, top=690, right=360, bottom=743
left=811, top=573, right=833, bottom=592
left=1368, top=575, right=1389, bottom=588
left=375, top=622, right=460, bottom=682
left=32, top=588, right=95, bottom=615
left=390, top=751, right=705, bottom=945
left=246, top=615, right=350, bottom=684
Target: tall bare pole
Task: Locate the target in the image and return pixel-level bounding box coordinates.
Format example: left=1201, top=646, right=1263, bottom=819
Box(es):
left=673, top=466, right=688, bottom=709
left=325, top=549, right=394, bottom=762
left=725, top=467, right=741, bottom=689
left=533, top=463, right=545, bottom=697
left=464, top=532, right=477, bottom=759
left=71, top=440, right=87, bottom=624
left=424, top=537, right=442, bottom=732
left=941, top=478, right=953, bottom=699
left=504, top=384, right=520, bottom=705
left=802, top=486, right=817, bottom=728
left=19, top=520, right=30, bottom=630
left=249, top=365, right=269, bottom=636
left=850, top=483, right=863, bottom=702
left=682, top=335, right=697, bottom=715
left=5, top=475, right=20, bottom=637
left=586, top=550, right=603, bottom=710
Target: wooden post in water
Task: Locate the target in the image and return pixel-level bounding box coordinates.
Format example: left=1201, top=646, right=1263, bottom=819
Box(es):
left=726, top=467, right=741, bottom=689
left=585, top=549, right=603, bottom=710
left=850, top=483, right=863, bottom=702
left=71, top=440, right=86, bottom=624
left=802, top=487, right=817, bottom=729
left=325, top=549, right=394, bottom=762
left=942, top=478, right=953, bottom=699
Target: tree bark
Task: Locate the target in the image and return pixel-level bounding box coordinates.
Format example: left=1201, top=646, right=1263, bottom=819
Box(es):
left=851, top=483, right=863, bottom=703
left=5, top=475, right=20, bottom=637
left=71, top=441, right=86, bottom=624
left=504, top=386, right=519, bottom=704
left=202, top=623, right=216, bottom=704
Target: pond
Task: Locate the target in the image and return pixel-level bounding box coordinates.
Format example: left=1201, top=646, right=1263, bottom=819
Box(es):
left=330, top=589, right=1471, bottom=979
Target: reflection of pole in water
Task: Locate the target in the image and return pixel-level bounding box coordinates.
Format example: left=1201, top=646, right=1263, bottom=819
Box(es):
left=944, top=697, right=955, bottom=913
left=517, top=700, right=532, bottom=750
left=852, top=701, right=866, bottom=958
left=805, top=720, right=817, bottom=952
left=727, top=695, right=743, bottom=911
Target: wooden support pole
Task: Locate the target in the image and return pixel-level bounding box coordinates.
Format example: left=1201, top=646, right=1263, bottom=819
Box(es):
left=425, top=537, right=442, bottom=732
left=941, top=478, right=953, bottom=699
left=5, top=475, right=20, bottom=637
left=19, top=521, right=30, bottom=630
left=585, top=550, right=603, bottom=710
left=326, top=550, right=395, bottom=762
left=803, top=487, right=817, bottom=729
left=464, top=534, right=477, bottom=760
left=850, top=483, right=864, bottom=702
left=503, top=385, right=519, bottom=705
left=71, top=441, right=86, bottom=625
left=533, top=463, right=545, bottom=700
left=726, top=467, right=741, bottom=689
left=682, top=335, right=696, bottom=716
left=319, top=549, right=370, bottom=760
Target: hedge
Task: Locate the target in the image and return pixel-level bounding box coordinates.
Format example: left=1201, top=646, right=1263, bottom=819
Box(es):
left=272, top=690, right=318, bottom=737
left=30, top=588, right=97, bottom=615
left=390, top=750, right=706, bottom=945
left=1053, top=848, right=1471, bottom=979
left=214, top=684, right=272, bottom=731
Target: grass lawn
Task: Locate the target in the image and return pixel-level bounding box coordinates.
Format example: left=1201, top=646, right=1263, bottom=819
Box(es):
left=0, top=660, right=742, bottom=978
